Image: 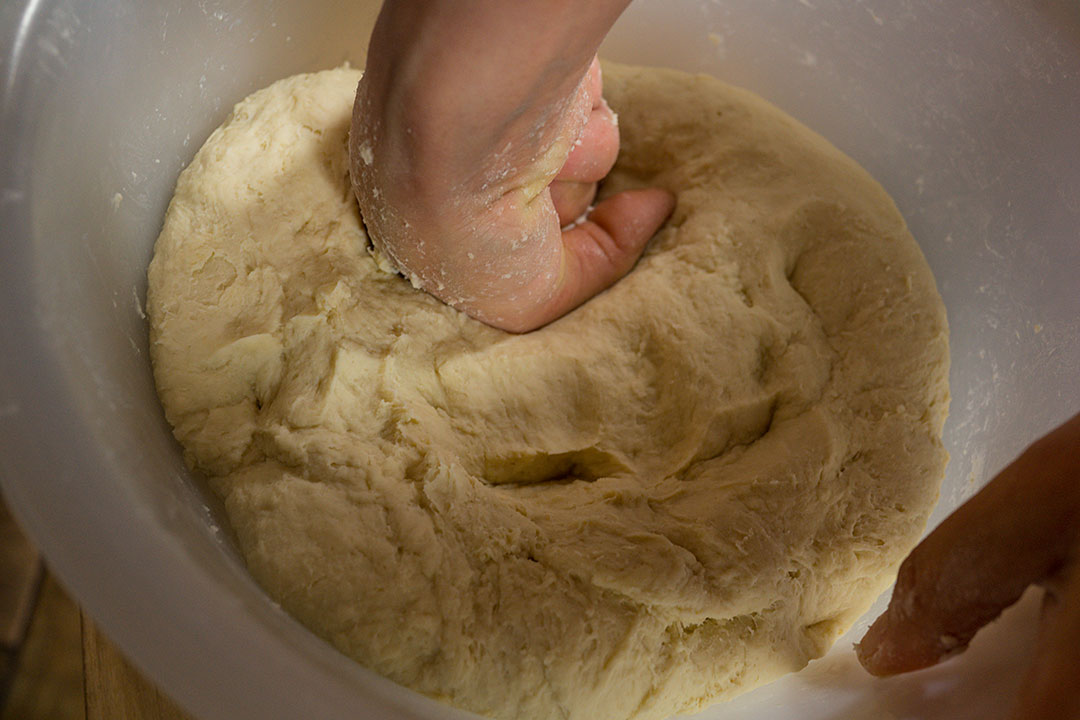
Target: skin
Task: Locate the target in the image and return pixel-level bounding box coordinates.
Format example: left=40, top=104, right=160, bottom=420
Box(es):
left=350, top=2, right=1080, bottom=714
left=857, top=412, right=1080, bottom=720
left=350, top=0, right=675, bottom=333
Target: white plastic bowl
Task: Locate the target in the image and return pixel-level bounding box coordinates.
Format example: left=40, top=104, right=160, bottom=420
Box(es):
left=1, top=2, right=1078, bottom=719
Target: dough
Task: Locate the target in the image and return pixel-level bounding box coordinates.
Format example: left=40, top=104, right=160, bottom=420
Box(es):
left=148, top=64, right=949, bottom=720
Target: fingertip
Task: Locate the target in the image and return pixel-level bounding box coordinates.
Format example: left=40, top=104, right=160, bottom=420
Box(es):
left=854, top=619, right=887, bottom=675
left=856, top=612, right=922, bottom=677
left=856, top=611, right=904, bottom=677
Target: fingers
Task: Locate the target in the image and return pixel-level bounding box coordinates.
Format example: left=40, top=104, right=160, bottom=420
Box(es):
left=552, top=59, right=618, bottom=228
left=556, top=98, right=620, bottom=184
left=1010, top=559, right=1080, bottom=720
left=550, top=180, right=598, bottom=227
left=557, top=61, right=619, bottom=186
left=536, top=188, right=675, bottom=327
left=856, top=412, right=1080, bottom=677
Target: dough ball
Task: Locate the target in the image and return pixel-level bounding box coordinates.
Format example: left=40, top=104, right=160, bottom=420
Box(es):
left=147, top=64, right=949, bottom=720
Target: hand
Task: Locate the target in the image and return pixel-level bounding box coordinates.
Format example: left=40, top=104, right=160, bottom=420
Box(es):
left=857, top=412, right=1080, bottom=720
left=350, top=0, right=675, bottom=332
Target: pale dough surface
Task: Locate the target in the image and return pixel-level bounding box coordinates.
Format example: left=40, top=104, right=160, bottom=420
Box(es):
left=148, top=64, right=949, bottom=720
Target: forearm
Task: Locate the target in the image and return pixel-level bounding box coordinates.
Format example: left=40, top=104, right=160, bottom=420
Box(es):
left=359, top=0, right=630, bottom=200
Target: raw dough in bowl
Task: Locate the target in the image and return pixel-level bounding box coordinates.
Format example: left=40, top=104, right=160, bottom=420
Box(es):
left=147, top=63, right=949, bottom=720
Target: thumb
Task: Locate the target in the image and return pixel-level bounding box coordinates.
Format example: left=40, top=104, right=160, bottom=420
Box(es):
left=856, top=413, right=1080, bottom=676
left=536, top=187, right=675, bottom=328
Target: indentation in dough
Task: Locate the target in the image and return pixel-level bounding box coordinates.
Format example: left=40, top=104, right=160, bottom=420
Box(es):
left=484, top=446, right=630, bottom=486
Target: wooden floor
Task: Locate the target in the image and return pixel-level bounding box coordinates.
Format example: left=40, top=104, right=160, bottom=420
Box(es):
left=1, top=497, right=192, bottom=720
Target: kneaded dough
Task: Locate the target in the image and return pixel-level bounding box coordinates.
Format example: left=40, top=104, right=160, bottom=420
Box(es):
left=148, top=64, right=949, bottom=720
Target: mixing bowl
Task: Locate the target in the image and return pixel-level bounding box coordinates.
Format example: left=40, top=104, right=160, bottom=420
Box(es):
left=1, top=1, right=1078, bottom=719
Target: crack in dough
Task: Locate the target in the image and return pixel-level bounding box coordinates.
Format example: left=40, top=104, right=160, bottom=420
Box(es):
left=147, top=63, right=949, bottom=720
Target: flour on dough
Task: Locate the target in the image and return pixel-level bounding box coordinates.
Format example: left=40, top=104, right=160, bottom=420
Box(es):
left=148, top=64, right=949, bottom=720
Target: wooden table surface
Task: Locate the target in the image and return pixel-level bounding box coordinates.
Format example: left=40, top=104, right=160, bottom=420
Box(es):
left=2, top=496, right=192, bottom=720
